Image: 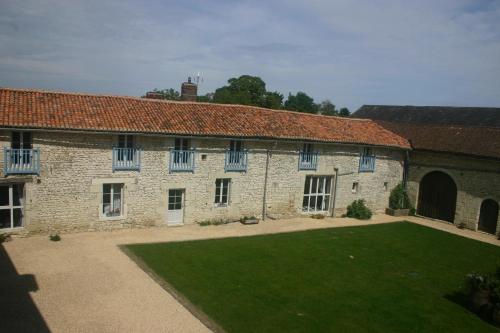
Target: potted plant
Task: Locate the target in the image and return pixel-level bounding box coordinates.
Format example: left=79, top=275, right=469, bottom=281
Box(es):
left=240, top=216, right=259, bottom=225
left=465, top=272, right=492, bottom=313
left=386, top=183, right=411, bottom=216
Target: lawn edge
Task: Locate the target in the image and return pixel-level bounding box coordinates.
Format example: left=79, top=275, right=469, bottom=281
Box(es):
left=119, top=244, right=227, bottom=333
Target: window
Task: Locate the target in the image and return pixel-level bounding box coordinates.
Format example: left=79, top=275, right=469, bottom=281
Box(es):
left=384, top=182, right=389, bottom=192
left=174, top=138, right=190, bottom=150
left=352, top=182, right=359, bottom=193
left=359, top=147, right=376, bottom=172
left=303, top=143, right=314, bottom=153
left=102, top=184, right=123, bottom=217
left=118, top=135, right=134, bottom=149
left=11, top=131, right=32, bottom=149
left=230, top=140, right=243, bottom=152
left=168, top=189, right=183, bottom=210
left=302, top=176, right=332, bottom=212
left=117, top=135, right=135, bottom=162
left=215, top=179, right=230, bottom=206
left=0, top=184, right=24, bottom=229
left=362, top=147, right=372, bottom=156
left=174, top=138, right=191, bottom=164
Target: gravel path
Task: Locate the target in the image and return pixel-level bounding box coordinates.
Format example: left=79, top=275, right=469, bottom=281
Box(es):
left=2, top=214, right=498, bottom=332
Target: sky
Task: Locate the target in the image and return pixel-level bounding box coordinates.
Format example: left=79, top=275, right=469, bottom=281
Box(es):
left=1, top=0, right=499, bottom=111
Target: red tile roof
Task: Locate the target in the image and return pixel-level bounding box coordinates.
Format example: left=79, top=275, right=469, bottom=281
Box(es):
left=0, top=88, right=410, bottom=149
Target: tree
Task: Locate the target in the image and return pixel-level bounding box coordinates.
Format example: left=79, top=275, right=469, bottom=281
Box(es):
left=338, top=107, right=351, bottom=117
left=151, top=88, right=180, bottom=100
left=213, top=75, right=267, bottom=106
left=197, top=93, right=214, bottom=103
left=284, top=92, right=318, bottom=114
left=262, top=91, right=284, bottom=109
left=318, top=100, right=338, bottom=116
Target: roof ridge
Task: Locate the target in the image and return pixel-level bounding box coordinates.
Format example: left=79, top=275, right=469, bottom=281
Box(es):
left=0, top=87, right=371, bottom=123
left=360, top=104, right=500, bottom=110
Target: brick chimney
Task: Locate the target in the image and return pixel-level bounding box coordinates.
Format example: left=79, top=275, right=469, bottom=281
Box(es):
left=181, top=77, right=197, bottom=101
left=144, top=91, right=164, bottom=99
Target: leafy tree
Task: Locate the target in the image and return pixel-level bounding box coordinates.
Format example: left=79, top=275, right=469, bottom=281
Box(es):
left=338, top=107, right=351, bottom=117
left=197, top=93, right=214, bottom=103
left=213, top=75, right=267, bottom=106
left=262, top=91, right=284, bottom=109
left=318, top=100, right=338, bottom=116
left=284, top=92, right=318, bottom=114
left=151, top=88, right=180, bottom=100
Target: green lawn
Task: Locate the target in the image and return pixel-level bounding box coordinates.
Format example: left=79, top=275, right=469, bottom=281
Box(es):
left=126, top=222, right=500, bottom=332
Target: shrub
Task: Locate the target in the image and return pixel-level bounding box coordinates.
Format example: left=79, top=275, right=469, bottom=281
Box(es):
left=49, top=234, right=61, bottom=241
left=388, top=183, right=411, bottom=210
left=346, top=199, right=372, bottom=220
left=198, top=219, right=230, bottom=226
left=0, top=233, right=11, bottom=243
left=310, top=214, right=325, bottom=219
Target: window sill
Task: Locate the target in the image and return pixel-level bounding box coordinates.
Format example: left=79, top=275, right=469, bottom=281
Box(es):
left=99, top=215, right=126, bottom=221
left=215, top=204, right=229, bottom=208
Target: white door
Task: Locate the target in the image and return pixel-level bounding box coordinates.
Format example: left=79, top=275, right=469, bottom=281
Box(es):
left=167, top=189, right=184, bottom=226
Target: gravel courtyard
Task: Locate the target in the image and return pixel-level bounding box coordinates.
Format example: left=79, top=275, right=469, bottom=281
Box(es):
left=1, top=215, right=498, bottom=332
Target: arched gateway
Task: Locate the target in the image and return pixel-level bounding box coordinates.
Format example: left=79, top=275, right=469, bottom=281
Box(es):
left=478, top=199, right=499, bottom=235
left=417, top=171, right=457, bottom=223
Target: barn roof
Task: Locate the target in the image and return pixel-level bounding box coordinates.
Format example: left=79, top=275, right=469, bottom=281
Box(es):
left=353, top=105, right=500, bottom=159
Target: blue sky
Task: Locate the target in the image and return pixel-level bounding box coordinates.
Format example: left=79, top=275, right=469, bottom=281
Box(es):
left=1, top=0, right=499, bottom=111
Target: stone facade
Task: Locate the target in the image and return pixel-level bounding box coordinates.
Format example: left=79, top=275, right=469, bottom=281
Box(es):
left=407, top=151, right=500, bottom=235
left=0, top=130, right=405, bottom=234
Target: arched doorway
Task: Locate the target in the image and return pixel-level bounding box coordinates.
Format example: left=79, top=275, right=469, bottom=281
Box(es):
left=478, top=199, right=499, bottom=235
left=417, top=171, right=457, bottom=223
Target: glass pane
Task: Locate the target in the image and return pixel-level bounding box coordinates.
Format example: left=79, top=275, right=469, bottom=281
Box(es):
left=302, top=196, right=308, bottom=211
left=13, top=209, right=23, bottom=227
left=174, top=202, right=182, bottom=210
left=103, top=184, right=111, bottom=194
left=0, top=186, right=9, bottom=206
left=0, top=210, right=11, bottom=229
left=311, top=177, right=318, bottom=194
left=318, top=178, right=324, bottom=193
left=103, top=203, right=111, bottom=215
left=11, top=132, right=20, bottom=149
left=222, top=183, right=228, bottom=196
left=324, top=195, right=330, bottom=211
left=316, top=196, right=323, bottom=211
left=325, top=178, right=331, bottom=194
left=112, top=184, right=122, bottom=193
left=304, top=177, right=310, bottom=194
left=103, top=193, right=111, bottom=205
left=13, top=184, right=24, bottom=206
left=22, top=132, right=32, bottom=149
left=221, top=195, right=227, bottom=204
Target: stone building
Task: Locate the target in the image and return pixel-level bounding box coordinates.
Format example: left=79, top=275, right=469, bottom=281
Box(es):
left=0, top=88, right=410, bottom=234
left=354, top=105, right=500, bottom=236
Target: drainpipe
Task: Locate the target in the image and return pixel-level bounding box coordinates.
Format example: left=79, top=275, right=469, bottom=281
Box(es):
left=262, top=142, right=276, bottom=220
left=331, top=167, right=339, bottom=217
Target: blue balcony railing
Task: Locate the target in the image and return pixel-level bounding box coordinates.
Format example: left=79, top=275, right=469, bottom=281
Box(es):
left=359, top=154, right=376, bottom=172
left=112, top=147, right=141, bottom=171
left=4, top=148, right=40, bottom=175
left=169, top=149, right=195, bottom=172
left=298, top=151, right=318, bottom=170
left=225, top=150, right=247, bottom=172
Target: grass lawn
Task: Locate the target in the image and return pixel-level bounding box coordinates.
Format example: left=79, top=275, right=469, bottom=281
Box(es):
left=126, top=222, right=500, bottom=332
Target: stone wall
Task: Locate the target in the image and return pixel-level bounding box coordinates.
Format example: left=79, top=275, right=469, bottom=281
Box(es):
left=0, top=130, right=405, bottom=234
left=407, top=151, right=500, bottom=235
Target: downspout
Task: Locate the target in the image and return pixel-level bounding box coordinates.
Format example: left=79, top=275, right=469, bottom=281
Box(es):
left=262, top=142, right=276, bottom=220
left=330, top=167, right=339, bottom=217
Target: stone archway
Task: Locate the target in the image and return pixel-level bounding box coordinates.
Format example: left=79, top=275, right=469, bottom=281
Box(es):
left=478, top=199, right=499, bottom=235
left=417, top=171, right=457, bottom=223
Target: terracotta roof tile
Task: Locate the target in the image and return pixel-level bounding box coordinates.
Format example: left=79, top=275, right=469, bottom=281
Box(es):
left=0, top=88, right=410, bottom=149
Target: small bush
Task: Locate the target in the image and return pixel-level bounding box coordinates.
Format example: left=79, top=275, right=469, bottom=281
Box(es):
left=198, top=219, right=230, bottom=226
left=49, top=234, right=61, bottom=242
left=310, top=214, right=325, bottom=219
left=389, top=183, right=411, bottom=210
left=457, top=222, right=467, bottom=229
left=346, top=199, right=372, bottom=220
left=0, top=233, right=12, bottom=243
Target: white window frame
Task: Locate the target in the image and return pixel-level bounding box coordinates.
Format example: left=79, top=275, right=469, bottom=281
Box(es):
left=215, top=178, right=231, bottom=207
left=101, top=183, right=125, bottom=220
left=0, top=184, right=24, bottom=230
left=302, top=176, right=332, bottom=213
